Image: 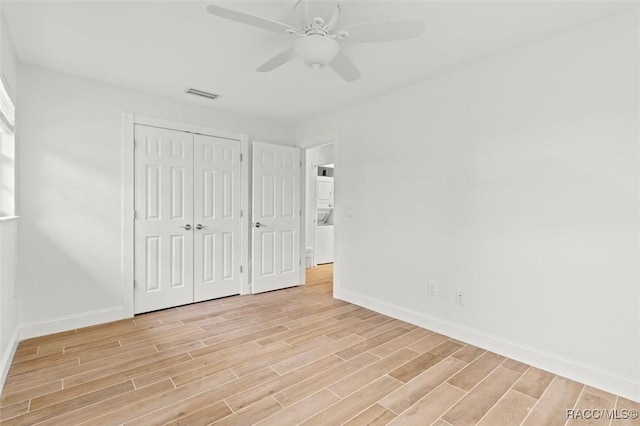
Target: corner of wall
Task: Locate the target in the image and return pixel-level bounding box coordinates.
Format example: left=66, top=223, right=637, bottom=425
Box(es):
left=19, top=306, right=129, bottom=340
left=294, top=113, right=339, bottom=149
left=334, top=288, right=640, bottom=403
left=0, top=327, right=19, bottom=393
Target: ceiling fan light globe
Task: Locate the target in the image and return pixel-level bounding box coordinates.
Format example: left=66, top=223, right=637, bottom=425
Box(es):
left=294, top=35, right=339, bottom=69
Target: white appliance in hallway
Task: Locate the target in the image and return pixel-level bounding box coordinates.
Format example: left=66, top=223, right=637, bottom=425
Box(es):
left=315, top=165, right=334, bottom=264
left=133, top=125, right=242, bottom=314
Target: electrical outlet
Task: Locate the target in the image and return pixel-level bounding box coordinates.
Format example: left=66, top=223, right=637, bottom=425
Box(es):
left=456, top=290, right=464, bottom=305
left=427, top=281, right=438, bottom=296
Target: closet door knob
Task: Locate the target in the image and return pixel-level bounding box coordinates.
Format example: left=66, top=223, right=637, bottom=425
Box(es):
left=254, top=222, right=263, bottom=228
left=195, top=224, right=204, bottom=230
left=180, top=224, right=192, bottom=230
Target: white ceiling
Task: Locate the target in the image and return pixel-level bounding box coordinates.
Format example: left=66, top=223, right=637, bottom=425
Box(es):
left=3, top=1, right=635, bottom=125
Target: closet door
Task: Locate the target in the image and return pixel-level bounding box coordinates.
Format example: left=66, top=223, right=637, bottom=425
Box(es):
left=193, top=134, right=242, bottom=302
left=134, top=125, right=194, bottom=314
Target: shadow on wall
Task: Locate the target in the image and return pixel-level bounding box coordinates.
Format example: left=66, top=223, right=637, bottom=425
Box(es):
left=19, top=130, right=123, bottom=323
left=0, top=219, right=18, bottom=355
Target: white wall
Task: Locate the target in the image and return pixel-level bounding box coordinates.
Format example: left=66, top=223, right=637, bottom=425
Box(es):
left=296, top=114, right=337, bottom=149
left=325, top=11, right=640, bottom=400
left=0, top=6, right=19, bottom=390
left=16, top=64, right=295, bottom=335
left=0, top=218, right=18, bottom=384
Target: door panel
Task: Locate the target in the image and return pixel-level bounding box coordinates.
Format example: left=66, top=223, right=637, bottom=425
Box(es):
left=193, top=134, right=242, bottom=302
left=252, top=142, right=301, bottom=293
left=317, top=177, right=333, bottom=205
left=134, top=125, right=194, bottom=314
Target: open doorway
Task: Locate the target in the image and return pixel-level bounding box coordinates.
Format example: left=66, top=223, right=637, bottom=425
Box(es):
left=314, top=164, right=334, bottom=265
left=304, top=143, right=335, bottom=289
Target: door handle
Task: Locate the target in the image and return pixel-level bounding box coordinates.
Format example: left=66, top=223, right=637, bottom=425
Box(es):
left=195, top=224, right=204, bottom=230
left=254, top=222, right=263, bottom=228
left=180, top=224, right=192, bottom=230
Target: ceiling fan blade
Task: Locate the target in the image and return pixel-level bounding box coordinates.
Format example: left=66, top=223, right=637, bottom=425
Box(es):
left=206, top=4, right=298, bottom=34
left=256, top=48, right=296, bottom=72
left=324, top=3, right=340, bottom=31
left=296, top=1, right=339, bottom=31
left=340, top=20, right=425, bottom=43
left=330, top=52, right=361, bottom=82
left=307, top=1, right=339, bottom=21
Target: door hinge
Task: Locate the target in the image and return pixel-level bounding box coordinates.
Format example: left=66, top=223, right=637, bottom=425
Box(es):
left=134, top=280, right=137, bottom=289
left=240, top=153, right=243, bottom=162
left=240, top=265, right=243, bottom=273
left=134, top=210, right=138, bottom=219
left=133, top=139, right=138, bottom=150
left=240, top=209, right=243, bottom=218
left=300, top=160, right=303, bottom=168
left=300, top=210, right=302, bottom=217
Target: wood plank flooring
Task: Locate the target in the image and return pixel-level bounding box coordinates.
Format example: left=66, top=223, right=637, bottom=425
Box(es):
left=1, top=264, right=638, bottom=425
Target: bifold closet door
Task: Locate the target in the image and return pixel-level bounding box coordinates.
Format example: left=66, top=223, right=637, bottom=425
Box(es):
left=134, top=125, right=194, bottom=314
left=193, top=134, right=242, bottom=302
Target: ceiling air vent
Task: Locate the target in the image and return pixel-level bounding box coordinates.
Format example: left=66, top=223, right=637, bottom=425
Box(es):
left=185, top=88, right=221, bottom=101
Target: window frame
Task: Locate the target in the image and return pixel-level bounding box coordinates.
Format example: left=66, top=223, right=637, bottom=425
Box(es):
left=0, top=75, right=14, bottom=135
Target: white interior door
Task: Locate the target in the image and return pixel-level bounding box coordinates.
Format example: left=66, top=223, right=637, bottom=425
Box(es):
left=193, top=134, right=242, bottom=301
left=252, top=141, right=301, bottom=293
left=134, top=125, right=194, bottom=314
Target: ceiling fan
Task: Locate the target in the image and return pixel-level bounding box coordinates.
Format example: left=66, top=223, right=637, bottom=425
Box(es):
left=206, top=0, right=425, bottom=82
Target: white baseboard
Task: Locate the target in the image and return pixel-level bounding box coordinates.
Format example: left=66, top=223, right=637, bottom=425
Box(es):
left=20, top=306, right=130, bottom=340
left=0, top=327, right=20, bottom=392
left=335, top=288, right=640, bottom=403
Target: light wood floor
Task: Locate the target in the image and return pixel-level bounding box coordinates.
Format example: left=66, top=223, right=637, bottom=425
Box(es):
left=1, top=264, right=638, bottom=425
